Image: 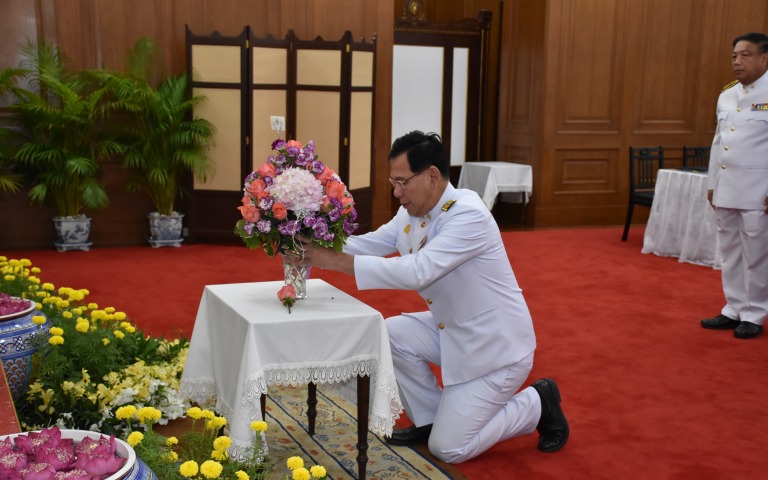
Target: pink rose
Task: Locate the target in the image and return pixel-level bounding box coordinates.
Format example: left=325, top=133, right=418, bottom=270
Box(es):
left=247, top=178, right=267, bottom=198
left=285, top=140, right=303, bottom=149
left=277, top=285, right=296, bottom=312
left=340, top=195, right=354, bottom=214
left=325, top=179, right=346, bottom=200
left=237, top=204, right=260, bottom=223
left=316, top=167, right=335, bottom=186
left=321, top=195, right=333, bottom=212
left=257, top=162, right=276, bottom=179
left=240, top=195, right=251, bottom=206
left=272, top=202, right=288, bottom=220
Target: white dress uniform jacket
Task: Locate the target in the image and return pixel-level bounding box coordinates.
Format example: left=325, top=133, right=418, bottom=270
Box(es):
left=343, top=183, right=536, bottom=386
left=708, top=71, right=768, bottom=207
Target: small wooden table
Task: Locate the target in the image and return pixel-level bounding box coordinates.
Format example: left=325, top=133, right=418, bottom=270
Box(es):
left=180, top=279, right=402, bottom=480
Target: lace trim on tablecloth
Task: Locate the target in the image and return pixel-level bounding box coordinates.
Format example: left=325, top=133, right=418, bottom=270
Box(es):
left=178, top=378, right=238, bottom=423
left=242, top=355, right=402, bottom=437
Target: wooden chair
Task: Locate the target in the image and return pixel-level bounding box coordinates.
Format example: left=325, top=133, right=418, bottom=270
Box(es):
left=682, top=145, right=710, bottom=171
left=622, top=146, right=664, bottom=241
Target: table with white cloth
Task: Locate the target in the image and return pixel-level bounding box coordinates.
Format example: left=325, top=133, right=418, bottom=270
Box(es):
left=457, top=161, right=533, bottom=219
left=642, top=169, right=721, bottom=269
left=179, top=279, right=402, bottom=479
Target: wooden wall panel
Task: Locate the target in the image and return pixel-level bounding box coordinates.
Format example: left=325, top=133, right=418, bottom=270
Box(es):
left=496, top=0, right=768, bottom=228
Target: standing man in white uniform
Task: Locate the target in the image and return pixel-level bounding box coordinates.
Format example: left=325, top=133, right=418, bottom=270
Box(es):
left=701, top=32, right=768, bottom=339
left=296, top=131, right=568, bottom=463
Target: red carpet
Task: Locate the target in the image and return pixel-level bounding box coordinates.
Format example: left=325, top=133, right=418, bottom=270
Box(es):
left=5, top=227, right=767, bottom=479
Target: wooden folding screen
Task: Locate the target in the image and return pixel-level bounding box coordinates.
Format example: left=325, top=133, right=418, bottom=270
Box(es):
left=185, top=26, right=376, bottom=241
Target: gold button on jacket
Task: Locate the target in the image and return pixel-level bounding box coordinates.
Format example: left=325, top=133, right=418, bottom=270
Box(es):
left=426, top=299, right=433, bottom=304
left=438, top=323, right=445, bottom=329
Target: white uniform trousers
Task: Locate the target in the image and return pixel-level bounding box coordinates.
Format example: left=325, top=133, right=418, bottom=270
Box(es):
left=715, top=207, right=768, bottom=325
left=387, top=313, right=541, bottom=464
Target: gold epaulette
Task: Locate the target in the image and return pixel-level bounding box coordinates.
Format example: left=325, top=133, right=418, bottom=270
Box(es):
left=721, top=80, right=738, bottom=92
left=441, top=199, right=457, bottom=211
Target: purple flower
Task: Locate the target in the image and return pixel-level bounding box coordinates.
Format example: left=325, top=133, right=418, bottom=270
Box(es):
left=310, top=160, right=325, bottom=175
left=343, top=219, right=358, bottom=236
left=245, top=171, right=258, bottom=182
left=244, top=223, right=255, bottom=235
left=285, top=144, right=300, bottom=156
left=259, top=196, right=274, bottom=210
left=274, top=154, right=287, bottom=165
left=313, top=218, right=329, bottom=238
left=294, top=153, right=308, bottom=167
left=272, top=139, right=286, bottom=150
left=303, top=215, right=317, bottom=228
left=256, top=219, right=272, bottom=233
left=323, top=232, right=335, bottom=242
left=348, top=208, right=358, bottom=222
left=278, top=220, right=301, bottom=236
left=328, top=209, right=341, bottom=222
left=304, top=140, right=315, bottom=157
left=263, top=176, right=274, bottom=186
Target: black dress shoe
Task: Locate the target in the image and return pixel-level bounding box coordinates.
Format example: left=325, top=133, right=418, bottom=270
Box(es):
left=386, top=424, right=433, bottom=446
left=701, top=314, right=740, bottom=330
left=734, top=321, right=763, bottom=339
left=532, top=378, right=569, bottom=452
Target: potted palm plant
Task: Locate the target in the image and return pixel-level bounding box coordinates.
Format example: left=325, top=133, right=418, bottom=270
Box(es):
left=1, top=41, right=121, bottom=251
left=106, top=38, right=214, bottom=247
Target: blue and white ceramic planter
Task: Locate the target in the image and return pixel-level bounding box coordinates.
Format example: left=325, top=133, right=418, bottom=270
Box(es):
left=53, top=215, right=93, bottom=252
left=148, top=212, right=184, bottom=248
left=0, top=302, right=49, bottom=400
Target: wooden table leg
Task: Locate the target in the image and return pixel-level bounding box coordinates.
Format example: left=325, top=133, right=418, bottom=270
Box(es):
left=357, top=375, right=370, bottom=480
left=307, top=382, right=317, bottom=435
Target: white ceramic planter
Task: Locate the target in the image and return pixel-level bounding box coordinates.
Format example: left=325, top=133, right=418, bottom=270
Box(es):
left=53, top=215, right=93, bottom=252
left=147, top=212, right=184, bottom=248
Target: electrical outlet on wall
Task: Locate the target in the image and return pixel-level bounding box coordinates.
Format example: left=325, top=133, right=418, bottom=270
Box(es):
left=270, top=116, right=285, bottom=133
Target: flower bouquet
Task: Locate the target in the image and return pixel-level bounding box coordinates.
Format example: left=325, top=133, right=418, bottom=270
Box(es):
left=234, top=139, right=358, bottom=257
left=234, top=139, right=358, bottom=304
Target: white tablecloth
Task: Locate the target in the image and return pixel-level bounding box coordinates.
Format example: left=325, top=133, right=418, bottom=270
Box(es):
left=457, top=161, right=533, bottom=210
left=642, top=169, right=721, bottom=269
left=179, top=279, right=402, bottom=459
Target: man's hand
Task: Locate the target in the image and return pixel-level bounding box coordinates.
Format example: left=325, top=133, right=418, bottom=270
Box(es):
left=285, top=237, right=356, bottom=276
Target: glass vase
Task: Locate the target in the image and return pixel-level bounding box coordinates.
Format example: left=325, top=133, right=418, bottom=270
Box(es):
left=282, top=255, right=311, bottom=299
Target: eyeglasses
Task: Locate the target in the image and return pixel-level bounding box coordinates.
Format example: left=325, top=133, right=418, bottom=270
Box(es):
left=388, top=171, right=423, bottom=190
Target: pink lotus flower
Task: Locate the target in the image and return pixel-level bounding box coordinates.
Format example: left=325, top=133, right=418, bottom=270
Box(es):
left=0, top=451, right=27, bottom=477
left=54, top=469, right=91, bottom=480
left=35, top=444, right=75, bottom=470
left=18, top=462, right=57, bottom=480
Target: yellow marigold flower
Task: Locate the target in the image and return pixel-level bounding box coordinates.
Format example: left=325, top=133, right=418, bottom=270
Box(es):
left=179, top=461, right=199, bottom=478
left=166, top=436, right=179, bottom=446
left=127, top=431, right=144, bottom=447
left=48, top=335, right=64, bottom=346
left=115, top=405, right=137, bottom=420
left=32, top=315, right=46, bottom=325
left=287, top=456, right=304, bottom=471
left=4, top=275, right=15, bottom=281
left=62, top=311, right=73, bottom=319
left=31, top=267, right=40, bottom=273
left=115, top=311, right=127, bottom=321
left=292, top=467, right=311, bottom=480
left=210, top=449, right=227, bottom=461
left=79, top=288, right=89, bottom=296
left=75, top=321, right=89, bottom=333
left=102, top=338, right=110, bottom=346
left=81, top=369, right=90, bottom=383
left=104, top=306, right=115, bottom=314
left=123, top=325, right=136, bottom=334
left=113, top=330, right=125, bottom=339
left=42, top=283, right=55, bottom=291
left=137, top=406, right=162, bottom=424
left=206, top=416, right=227, bottom=430
left=250, top=420, right=268, bottom=432
left=49, top=327, right=64, bottom=336
left=61, top=381, right=75, bottom=392
left=56, top=299, right=69, bottom=309
left=35, top=291, right=47, bottom=298
left=310, top=465, right=327, bottom=478
left=28, top=276, right=40, bottom=284
left=200, top=460, right=223, bottom=479
left=235, top=471, right=249, bottom=480
left=213, top=436, right=231, bottom=451
left=199, top=409, right=215, bottom=420
left=87, top=302, right=98, bottom=310
left=187, top=407, right=203, bottom=419
left=165, top=450, right=179, bottom=462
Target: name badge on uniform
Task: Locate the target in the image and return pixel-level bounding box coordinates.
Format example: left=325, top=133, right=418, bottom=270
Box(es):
left=752, top=103, right=768, bottom=111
